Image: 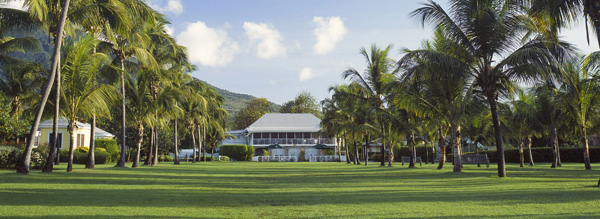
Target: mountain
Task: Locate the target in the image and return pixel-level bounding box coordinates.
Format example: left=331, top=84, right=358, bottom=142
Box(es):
left=196, top=79, right=281, bottom=118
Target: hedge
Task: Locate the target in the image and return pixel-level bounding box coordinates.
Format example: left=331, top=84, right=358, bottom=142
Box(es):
left=0, top=145, right=21, bottom=168
left=366, top=146, right=438, bottom=162
left=481, top=147, right=600, bottom=163
left=95, top=138, right=118, bottom=162
left=246, top=146, right=254, bottom=161
left=219, top=144, right=249, bottom=161
left=59, top=148, right=110, bottom=164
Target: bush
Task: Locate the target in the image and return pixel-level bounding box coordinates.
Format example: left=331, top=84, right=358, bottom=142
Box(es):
left=482, top=147, right=600, bottom=163
left=161, top=154, right=174, bottom=162
left=95, top=138, right=118, bottom=162
left=219, top=155, right=230, bottom=162
left=325, top=150, right=335, bottom=156
left=76, top=146, right=89, bottom=153
left=246, top=146, right=254, bottom=161
left=0, top=145, right=21, bottom=169
left=219, top=145, right=248, bottom=161
left=30, top=151, right=47, bottom=169
left=200, top=155, right=215, bottom=161
left=262, top=149, right=269, bottom=156
left=369, top=153, right=392, bottom=162
left=299, top=148, right=306, bottom=161
left=59, top=148, right=109, bottom=164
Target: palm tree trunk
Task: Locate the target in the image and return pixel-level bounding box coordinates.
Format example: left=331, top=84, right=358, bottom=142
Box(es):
left=115, top=58, right=127, bottom=167
left=197, top=124, right=202, bottom=162
left=67, top=122, right=76, bottom=172
left=132, top=123, right=143, bottom=168
left=17, top=0, right=70, bottom=175
left=337, top=136, right=342, bottom=163
left=380, top=125, right=385, bottom=166
left=437, top=127, right=445, bottom=170
left=344, top=131, right=350, bottom=164
left=488, top=97, right=506, bottom=177
left=519, top=137, right=524, bottom=168
left=388, top=139, right=394, bottom=167
left=408, top=132, right=415, bottom=168
left=86, top=113, right=96, bottom=169
left=527, top=136, right=534, bottom=166
left=551, top=125, right=558, bottom=168
left=43, top=60, right=61, bottom=173
left=153, top=127, right=159, bottom=165
left=190, top=126, right=196, bottom=163
left=202, top=126, right=206, bottom=162
left=354, top=135, right=360, bottom=165
left=143, top=126, right=154, bottom=166
left=581, top=125, right=592, bottom=170
left=173, top=118, right=180, bottom=165
left=452, top=125, right=462, bottom=173
left=364, top=134, right=369, bottom=166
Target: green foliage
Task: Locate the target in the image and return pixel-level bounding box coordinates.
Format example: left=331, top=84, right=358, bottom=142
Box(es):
left=262, top=149, right=268, bottom=156
left=482, top=147, right=600, bottom=163
left=280, top=91, right=321, bottom=117
left=95, top=138, right=118, bottom=162
left=246, top=146, right=254, bottom=161
left=325, top=150, right=335, bottom=156
left=0, top=145, right=21, bottom=168
left=232, top=98, right=271, bottom=130
left=299, top=148, right=306, bottom=162
left=75, top=146, right=89, bottom=153
left=219, top=144, right=248, bottom=161
left=218, top=155, right=229, bottom=161
left=200, top=155, right=215, bottom=161
left=59, top=148, right=110, bottom=164
left=0, top=101, right=28, bottom=142
left=161, top=155, right=173, bottom=162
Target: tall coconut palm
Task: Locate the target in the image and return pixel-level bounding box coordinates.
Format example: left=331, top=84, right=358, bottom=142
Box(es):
left=341, top=44, right=394, bottom=167
left=17, top=0, right=71, bottom=174
left=55, top=35, right=112, bottom=172
left=105, top=2, right=158, bottom=167
left=532, top=82, right=565, bottom=168
left=556, top=54, right=600, bottom=170
left=0, top=62, right=44, bottom=116
left=529, top=0, right=600, bottom=48
left=411, top=0, right=569, bottom=177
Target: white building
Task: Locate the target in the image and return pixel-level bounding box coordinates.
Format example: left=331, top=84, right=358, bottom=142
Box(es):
left=222, top=113, right=336, bottom=159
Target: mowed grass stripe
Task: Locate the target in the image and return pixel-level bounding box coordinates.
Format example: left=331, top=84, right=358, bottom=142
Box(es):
left=0, top=162, right=599, bottom=218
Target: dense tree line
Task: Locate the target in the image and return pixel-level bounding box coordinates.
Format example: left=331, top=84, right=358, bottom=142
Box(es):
left=322, top=0, right=600, bottom=178
left=0, top=0, right=228, bottom=174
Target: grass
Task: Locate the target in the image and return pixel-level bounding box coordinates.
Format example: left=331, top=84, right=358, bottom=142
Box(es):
left=0, top=162, right=599, bottom=218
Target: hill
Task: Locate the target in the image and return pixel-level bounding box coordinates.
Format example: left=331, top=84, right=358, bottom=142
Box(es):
left=196, top=79, right=281, bottom=119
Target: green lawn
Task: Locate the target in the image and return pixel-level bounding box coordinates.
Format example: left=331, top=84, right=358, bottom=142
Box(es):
left=1, top=162, right=599, bottom=218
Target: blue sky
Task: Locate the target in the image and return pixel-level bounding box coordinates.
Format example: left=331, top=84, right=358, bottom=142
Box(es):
left=146, top=0, right=598, bottom=104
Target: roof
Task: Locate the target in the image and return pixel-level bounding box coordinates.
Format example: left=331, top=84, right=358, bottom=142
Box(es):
left=246, top=113, right=321, bottom=133
left=38, top=118, right=114, bottom=138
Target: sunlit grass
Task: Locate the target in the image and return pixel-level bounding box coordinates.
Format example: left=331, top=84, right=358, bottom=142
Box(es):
left=1, top=162, right=599, bottom=218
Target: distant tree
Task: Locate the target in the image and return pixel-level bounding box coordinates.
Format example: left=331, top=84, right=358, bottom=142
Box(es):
left=232, top=98, right=271, bottom=130
left=280, top=91, right=321, bottom=117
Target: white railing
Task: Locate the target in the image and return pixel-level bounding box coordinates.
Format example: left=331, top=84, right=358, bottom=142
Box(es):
left=309, top=155, right=339, bottom=162
left=253, top=155, right=298, bottom=162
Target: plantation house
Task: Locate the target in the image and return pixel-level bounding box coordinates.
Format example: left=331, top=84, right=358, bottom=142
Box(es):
left=223, top=113, right=336, bottom=159
left=34, top=118, right=114, bottom=149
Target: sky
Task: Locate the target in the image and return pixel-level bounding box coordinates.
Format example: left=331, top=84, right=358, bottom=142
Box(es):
left=3, top=0, right=599, bottom=104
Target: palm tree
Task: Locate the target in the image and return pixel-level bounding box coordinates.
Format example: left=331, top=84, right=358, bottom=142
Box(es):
left=532, top=82, right=565, bottom=168
left=556, top=54, right=600, bottom=170
left=341, top=44, right=394, bottom=167
left=105, top=3, right=158, bottom=167
left=0, top=63, right=44, bottom=116
left=411, top=0, right=568, bottom=177
left=17, top=0, right=71, bottom=174
left=55, top=35, right=112, bottom=172
left=529, top=0, right=600, bottom=48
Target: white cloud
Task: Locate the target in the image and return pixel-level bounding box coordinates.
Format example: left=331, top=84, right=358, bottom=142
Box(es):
left=268, top=80, right=277, bottom=85
left=0, top=0, right=26, bottom=10
left=146, top=0, right=183, bottom=15
left=176, top=21, right=240, bottom=67
left=164, top=25, right=174, bottom=36
left=312, top=16, right=347, bottom=55
left=243, top=22, right=286, bottom=59
left=299, top=67, right=316, bottom=82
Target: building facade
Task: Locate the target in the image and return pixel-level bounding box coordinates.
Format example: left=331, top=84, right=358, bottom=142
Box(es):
left=36, top=118, right=114, bottom=149
left=222, top=113, right=336, bottom=159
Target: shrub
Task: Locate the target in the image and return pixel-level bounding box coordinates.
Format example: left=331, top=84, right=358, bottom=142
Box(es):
left=246, top=146, right=254, bottom=161
left=219, top=155, right=230, bottom=162
left=59, top=148, right=109, bottom=164
left=262, top=149, right=269, bottom=156
left=299, top=148, right=306, bottom=161
left=95, top=138, right=118, bottom=162
left=219, top=145, right=248, bottom=161
left=200, top=155, right=215, bottom=161
left=369, top=153, right=392, bottom=162
left=0, top=145, right=21, bottom=169
left=481, top=147, right=600, bottom=163
left=161, top=154, right=174, bottom=162
left=325, top=150, right=335, bottom=156
left=30, top=151, right=47, bottom=169
left=75, top=146, right=89, bottom=153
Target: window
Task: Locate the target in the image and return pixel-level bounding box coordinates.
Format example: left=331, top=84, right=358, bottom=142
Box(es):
left=77, top=134, right=85, bottom=147
left=271, top=133, right=278, bottom=138
left=303, top=133, right=311, bottom=138
left=287, top=133, right=294, bottom=138
left=254, top=133, right=262, bottom=139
